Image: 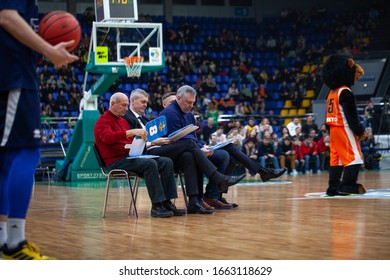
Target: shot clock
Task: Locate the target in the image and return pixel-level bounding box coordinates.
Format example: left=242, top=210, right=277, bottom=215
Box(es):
left=95, top=0, right=138, bottom=22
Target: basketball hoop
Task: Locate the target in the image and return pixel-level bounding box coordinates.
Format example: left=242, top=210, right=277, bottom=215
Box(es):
left=123, top=56, right=144, bottom=78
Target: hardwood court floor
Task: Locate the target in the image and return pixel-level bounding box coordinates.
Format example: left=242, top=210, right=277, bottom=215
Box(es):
left=28, top=171, right=390, bottom=260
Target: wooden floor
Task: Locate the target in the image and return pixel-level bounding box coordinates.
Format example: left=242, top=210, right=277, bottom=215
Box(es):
left=28, top=171, right=390, bottom=260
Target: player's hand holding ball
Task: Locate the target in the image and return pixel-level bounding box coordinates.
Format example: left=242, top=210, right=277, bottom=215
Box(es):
left=38, top=11, right=80, bottom=67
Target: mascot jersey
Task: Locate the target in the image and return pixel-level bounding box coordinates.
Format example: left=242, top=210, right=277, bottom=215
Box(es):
left=326, top=86, right=363, bottom=166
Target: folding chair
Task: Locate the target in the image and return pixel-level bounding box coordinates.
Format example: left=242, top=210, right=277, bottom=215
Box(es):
left=93, top=144, right=140, bottom=219
left=175, top=170, right=188, bottom=208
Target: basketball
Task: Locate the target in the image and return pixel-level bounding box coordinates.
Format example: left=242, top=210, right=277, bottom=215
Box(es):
left=38, top=11, right=81, bottom=52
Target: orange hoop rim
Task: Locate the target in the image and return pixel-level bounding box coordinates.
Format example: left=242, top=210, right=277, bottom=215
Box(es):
left=124, top=56, right=144, bottom=65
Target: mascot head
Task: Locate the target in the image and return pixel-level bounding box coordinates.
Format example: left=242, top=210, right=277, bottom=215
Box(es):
left=322, top=54, right=364, bottom=90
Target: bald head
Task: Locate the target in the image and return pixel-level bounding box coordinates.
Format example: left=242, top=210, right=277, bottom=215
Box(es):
left=109, top=92, right=129, bottom=117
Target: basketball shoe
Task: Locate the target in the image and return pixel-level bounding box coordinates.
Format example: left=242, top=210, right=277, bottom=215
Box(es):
left=2, top=240, right=54, bottom=260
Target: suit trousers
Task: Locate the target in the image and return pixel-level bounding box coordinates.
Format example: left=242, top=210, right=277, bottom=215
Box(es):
left=205, top=149, right=230, bottom=199
left=146, top=139, right=219, bottom=178
left=223, top=143, right=261, bottom=174
left=108, top=156, right=177, bottom=204
left=174, top=151, right=199, bottom=196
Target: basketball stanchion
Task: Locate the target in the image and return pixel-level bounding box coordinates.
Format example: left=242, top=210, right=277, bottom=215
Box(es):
left=123, top=56, right=144, bottom=78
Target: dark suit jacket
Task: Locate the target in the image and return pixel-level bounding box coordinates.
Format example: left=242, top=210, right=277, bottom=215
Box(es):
left=123, top=110, right=150, bottom=129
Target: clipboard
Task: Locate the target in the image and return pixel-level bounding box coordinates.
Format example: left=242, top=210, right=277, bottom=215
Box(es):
left=209, top=139, right=234, bottom=151
left=168, top=124, right=199, bottom=141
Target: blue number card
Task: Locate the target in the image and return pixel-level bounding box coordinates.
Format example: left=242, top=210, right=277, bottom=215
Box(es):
left=145, top=115, right=168, bottom=142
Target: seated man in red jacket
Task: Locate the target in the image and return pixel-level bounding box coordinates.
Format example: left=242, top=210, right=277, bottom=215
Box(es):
left=94, top=92, right=185, bottom=218
left=300, top=136, right=320, bottom=174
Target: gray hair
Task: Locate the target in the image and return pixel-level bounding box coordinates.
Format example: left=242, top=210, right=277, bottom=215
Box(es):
left=161, top=92, right=176, bottom=104
left=177, top=85, right=197, bottom=98
left=110, top=92, right=128, bottom=103
left=130, top=88, right=149, bottom=100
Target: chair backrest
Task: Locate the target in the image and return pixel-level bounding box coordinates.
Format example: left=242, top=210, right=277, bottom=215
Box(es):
left=93, top=144, right=108, bottom=173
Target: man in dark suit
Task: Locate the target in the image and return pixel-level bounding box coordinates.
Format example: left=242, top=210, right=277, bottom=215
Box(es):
left=123, top=89, right=245, bottom=213
left=159, top=85, right=287, bottom=186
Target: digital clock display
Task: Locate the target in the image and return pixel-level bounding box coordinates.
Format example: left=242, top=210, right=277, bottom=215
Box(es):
left=109, top=0, right=135, bottom=19
left=95, top=0, right=138, bottom=21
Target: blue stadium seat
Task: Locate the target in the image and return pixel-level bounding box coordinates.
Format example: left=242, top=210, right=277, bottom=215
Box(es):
left=270, top=92, right=280, bottom=100
left=70, top=111, right=79, bottom=117
left=190, top=75, right=198, bottom=83
left=61, top=111, right=70, bottom=117
left=125, top=84, right=132, bottom=92
left=52, top=92, right=59, bottom=100
left=220, top=84, right=229, bottom=92
left=221, top=76, right=229, bottom=83
left=57, top=122, right=68, bottom=129
left=77, top=74, right=84, bottom=83
left=103, top=92, right=111, bottom=101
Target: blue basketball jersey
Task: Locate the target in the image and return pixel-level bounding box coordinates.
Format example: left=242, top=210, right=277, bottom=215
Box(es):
left=0, top=1, right=41, bottom=147
left=0, top=0, right=39, bottom=91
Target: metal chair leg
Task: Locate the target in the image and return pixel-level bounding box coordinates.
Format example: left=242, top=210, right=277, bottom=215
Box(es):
left=127, top=176, right=139, bottom=219
left=102, top=177, right=111, bottom=218
left=178, top=173, right=188, bottom=208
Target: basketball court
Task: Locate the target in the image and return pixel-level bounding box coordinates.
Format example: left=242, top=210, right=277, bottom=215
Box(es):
left=27, top=171, right=390, bottom=260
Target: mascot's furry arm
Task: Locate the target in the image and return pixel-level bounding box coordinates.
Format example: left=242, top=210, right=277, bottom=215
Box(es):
left=339, top=89, right=365, bottom=138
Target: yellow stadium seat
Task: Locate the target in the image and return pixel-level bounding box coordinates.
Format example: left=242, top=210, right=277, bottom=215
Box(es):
left=284, top=118, right=292, bottom=126
left=302, top=64, right=310, bottom=73
left=284, top=100, right=292, bottom=109
left=280, top=109, right=289, bottom=116
left=322, top=56, right=329, bottom=63
left=289, top=109, right=297, bottom=115
left=301, top=99, right=311, bottom=108
left=305, top=90, right=315, bottom=98
left=297, top=108, right=306, bottom=115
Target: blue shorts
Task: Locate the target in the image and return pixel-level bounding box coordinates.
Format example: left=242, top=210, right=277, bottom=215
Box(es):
left=0, top=89, right=41, bottom=148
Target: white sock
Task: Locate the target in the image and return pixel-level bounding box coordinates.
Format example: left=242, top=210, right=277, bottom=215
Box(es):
left=7, top=218, right=26, bottom=249
left=0, top=221, right=7, bottom=247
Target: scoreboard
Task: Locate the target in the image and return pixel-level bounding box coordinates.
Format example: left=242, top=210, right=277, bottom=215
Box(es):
left=95, top=0, right=138, bottom=22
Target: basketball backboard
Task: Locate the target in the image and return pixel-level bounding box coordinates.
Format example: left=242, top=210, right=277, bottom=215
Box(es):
left=86, top=21, right=164, bottom=75
left=95, top=0, right=138, bottom=22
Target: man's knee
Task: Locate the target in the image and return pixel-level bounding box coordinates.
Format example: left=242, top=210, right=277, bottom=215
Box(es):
left=157, top=157, right=174, bottom=171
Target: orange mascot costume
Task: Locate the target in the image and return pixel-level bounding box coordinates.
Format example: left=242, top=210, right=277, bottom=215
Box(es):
left=322, top=54, right=367, bottom=196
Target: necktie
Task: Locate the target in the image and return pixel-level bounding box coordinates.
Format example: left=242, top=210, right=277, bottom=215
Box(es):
left=138, top=116, right=146, bottom=128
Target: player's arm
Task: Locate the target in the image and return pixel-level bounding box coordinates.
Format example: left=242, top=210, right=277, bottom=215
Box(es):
left=0, top=9, right=78, bottom=67
left=339, top=89, right=365, bottom=137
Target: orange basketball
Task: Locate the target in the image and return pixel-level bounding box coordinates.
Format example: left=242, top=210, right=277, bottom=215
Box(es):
left=38, top=11, right=81, bottom=52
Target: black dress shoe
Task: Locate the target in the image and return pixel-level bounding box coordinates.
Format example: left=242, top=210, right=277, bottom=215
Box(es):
left=259, top=167, right=287, bottom=182
left=217, top=173, right=246, bottom=192
left=151, top=205, right=173, bottom=218
left=187, top=202, right=214, bottom=214
left=219, top=197, right=238, bottom=208
left=164, top=201, right=186, bottom=216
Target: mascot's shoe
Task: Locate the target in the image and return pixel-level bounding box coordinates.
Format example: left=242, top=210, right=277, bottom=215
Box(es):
left=338, top=183, right=366, bottom=195
left=326, top=187, right=349, bottom=196
left=326, top=187, right=340, bottom=196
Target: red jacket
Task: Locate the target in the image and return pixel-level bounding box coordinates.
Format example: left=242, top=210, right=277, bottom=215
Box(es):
left=292, top=144, right=304, bottom=160
left=300, top=140, right=318, bottom=156
left=94, top=110, right=134, bottom=166
left=317, top=137, right=330, bottom=154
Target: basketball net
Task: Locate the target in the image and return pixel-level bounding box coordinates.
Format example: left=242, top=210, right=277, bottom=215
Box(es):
left=124, top=56, right=144, bottom=78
